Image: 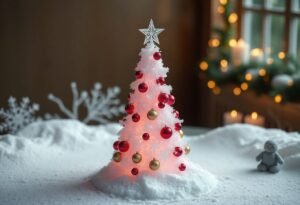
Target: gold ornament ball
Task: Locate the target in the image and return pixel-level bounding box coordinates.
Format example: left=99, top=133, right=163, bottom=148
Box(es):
left=132, top=152, right=142, bottom=163
left=147, top=109, right=158, bottom=120
left=112, top=152, right=122, bottom=162
left=149, top=158, right=160, bottom=171
left=179, top=130, right=184, bottom=138
left=184, top=145, right=191, bottom=154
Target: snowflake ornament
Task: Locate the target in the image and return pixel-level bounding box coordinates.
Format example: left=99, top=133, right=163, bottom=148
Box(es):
left=48, top=82, right=124, bottom=124
left=0, top=97, right=39, bottom=134
left=139, top=19, right=164, bottom=46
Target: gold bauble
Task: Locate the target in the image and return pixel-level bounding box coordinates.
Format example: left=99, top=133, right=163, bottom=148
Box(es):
left=147, top=109, right=158, bottom=120
left=112, top=152, right=122, bottom=162
left=179, top=130, right=184, bottom=138
left=184, top=145, right=191, bottom=154
left=149, top=158, right=160, bottom=171
left=132, top=152, right=142, bottom=163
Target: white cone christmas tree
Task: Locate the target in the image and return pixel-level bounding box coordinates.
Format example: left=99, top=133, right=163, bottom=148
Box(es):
left=93, top=20, right=217, bottom=199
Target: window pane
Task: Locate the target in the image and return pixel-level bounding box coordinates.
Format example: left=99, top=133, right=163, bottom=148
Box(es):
left=243, top=11, right=262, bottom=49
left=244, top=0, right=263, bottom=8
left=265, top=15, right=285, bottom=56
left=266, top=0, right=285, bottom=11
left=290, top=18, right=300, bottom=63
left=291, top=0, right=300, bottom=13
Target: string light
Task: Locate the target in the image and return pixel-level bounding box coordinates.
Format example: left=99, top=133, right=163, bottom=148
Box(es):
left=220, top=59, right=228, bottom=72
left=288, top=79, right=294, bottom=87
left=240, top=82, right=248, bottom=91
left=258, top=68, right=266, bottom=77
left=199, top=61, right=208, bottom=71
left=233, top=87, right=241, bottom=96
left=219, top=0, right=228, bottom=5
left=207, top=80, right=216, bottom=89
left=228, top=13, right=238, bottom=24
left=217, top=6, right=225, bottom=14
left=229, top=39, right=237, bottom=47
left=251, top=112, right=258, bottom=120
left=267, top=58, right=273, bottom=65
left=208, top=39, right=220, bottom=47
left=212, top=86, right=221, bottom=95
left=230, top=110, right=238, bottom=118
left=245, top=73, right=252, bottom=81
left=274, top=95, right=282, bottom=103
left=278, top=51, right=285, bottom=59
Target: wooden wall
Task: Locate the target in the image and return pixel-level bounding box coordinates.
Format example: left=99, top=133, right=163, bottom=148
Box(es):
left=0, top=0, right=210, bottom=125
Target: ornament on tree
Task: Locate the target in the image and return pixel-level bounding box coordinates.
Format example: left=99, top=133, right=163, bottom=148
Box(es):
left=125, top=104, right=134, bottom=115
left=179, top=130, right=184, bottom=138
left=158, top=102, right=165, bottom=109
left=131, top=168, right=139, bottom=175
left=174, top=123, right=182, bottom=131
left=132, top=113, right=140, bottom=122
left=138, top=82, right=148, bottom=93
left=179, top=163, right=186, bottom=171
left=156, top=77, right=165, bottom=85
left=167, top=94, right=175, bottom=105
left=158, top=93, right=169, bottom=103
left=173, top=147, right=183, bottom=157
left=147, top=108, right=158, bottom=120
left=149, top=158, right=160, bottom=170
left=135, top=71, right=143, bottom=79
left=112, top=152, right=122, bottom=162
left=153, top=52, right=161, bottom=60
left=184, top=145, right=191, bottom=154
left=118, top=141, right=130, bottom=152
left=142, top=133, right=150, bottom=140
left=113, top=141, right=119, bottom=150
left=132, top=152, right=142, bottom=163
left=160, top=126, right=173, bottom=139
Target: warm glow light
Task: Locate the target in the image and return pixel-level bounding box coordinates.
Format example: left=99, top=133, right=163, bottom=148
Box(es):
left=220, top=59, right=228, bottom=67
left=212, top=86, right=221, bottom=95
left=274, top=95, right=282, bottom=103
left=251, top=112, right=258, bottom=120
left=219, top=0, right=228, bottom=5
left=267, top=58, right=274, bottom=64
left=230, top=110, right=238, bottom=118
left=251, top=48, right=263, bottom=57
left=233, top=87, right=241, bottom=96
left=228, top=13, right=238, bottom=24
left=288, top=79, right=294, bottom=87
left=240, top=82, right=248, bottom=91
left=245, top=73, right=252, bottom=81
left=258, top=68, right=266, bottom=77
left=208, top=39, right=220, bottom=47
left=278, top=51, right=285, bottom=59
left=199, top=61, right=208, bottom=71
left=207, top=80, right=216, bottom=89
left=217, top=6, right=225, bottom=14
left=229, top=39, right=237, bottom=47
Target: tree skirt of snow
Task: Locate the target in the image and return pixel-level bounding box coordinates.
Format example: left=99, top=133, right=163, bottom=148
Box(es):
left=0, top=120, right=300, bottom=205
left=92, top=162, right=217, bottom=200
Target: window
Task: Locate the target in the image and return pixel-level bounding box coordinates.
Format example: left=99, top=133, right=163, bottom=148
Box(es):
left=238, top=0, right=300, bottom=62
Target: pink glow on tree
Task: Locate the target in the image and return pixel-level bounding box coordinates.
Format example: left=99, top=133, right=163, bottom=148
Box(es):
left=107, top=20, right=190, bottom=178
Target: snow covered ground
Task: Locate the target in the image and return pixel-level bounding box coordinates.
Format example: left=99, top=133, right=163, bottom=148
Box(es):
left=0, top=120, right=299, bottom=205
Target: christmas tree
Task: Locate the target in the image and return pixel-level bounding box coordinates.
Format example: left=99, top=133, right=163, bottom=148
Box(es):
left=93, top=20, right=216, bottom=198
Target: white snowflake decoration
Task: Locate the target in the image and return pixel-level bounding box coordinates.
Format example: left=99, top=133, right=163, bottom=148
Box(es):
left=48, top=82, right=124, bottom=124
left=139, top=19, right=164, bottom=46
left=0, top=97, right=39, bottom=134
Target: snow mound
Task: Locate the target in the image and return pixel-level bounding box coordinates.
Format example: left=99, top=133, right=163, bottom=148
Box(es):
left=92, top=162, right=217, bottom=200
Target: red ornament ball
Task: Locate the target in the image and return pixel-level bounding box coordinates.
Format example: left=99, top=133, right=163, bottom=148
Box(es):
left=167, top=94, right=175, bottom=105
left=142, top=133, right=150, bottom=140
left=127, top=94, right=131, bottom=100
left=135, top=71, right=143, bottom=79
left=132, top=113, right=140, bottom=122
left=138, top=82, right=148, bottom=93
left=174, top=123, right=182, bottom=131
left=160, top=126, right=173, bottom=139
left=113, top=141, right=119, bottom=150
left=125, top=103, right=134, bottom=114
left=173, top=110, right=180, bottom=118
left=179, top=163, right=186, bottom=171
left=131, top=168, right=139, bottom=175
left=158, top=93, right=169, bottom=103
left=156, top=77, right=165, bottom=85
left=153, top=52, right=161, bottom=60
left=158, top=102, right=165, bottom=109
left=118, top=141, right=130, bottom=152
left=173, top=146, right=183, bottom=157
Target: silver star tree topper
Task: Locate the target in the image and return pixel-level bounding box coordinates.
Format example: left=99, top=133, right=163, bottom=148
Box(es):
left=139, top=19, right=164, bottom=46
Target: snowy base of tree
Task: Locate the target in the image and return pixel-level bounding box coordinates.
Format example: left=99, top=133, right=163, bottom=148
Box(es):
left=92, top=162, right=217, bottom=200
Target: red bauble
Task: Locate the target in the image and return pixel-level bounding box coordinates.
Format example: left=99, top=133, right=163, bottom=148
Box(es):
left=127, top=94, right=131, bottom=100
left=167, top=94, right=175, bottom=105
left=160, top=126, right=173, bottom=139
left=118, top=141, right=130, bottom=152
left=158, top=93, right=169, bottom=103
left=173, top=110, right=180, bottom=118
left=132, top=113, right=140, bottom=122
left=125, top=104, right=134, bottom=114
left=113, top=141, right=119, bottom=150
left=174, top=123, right=182, bottom=131
left=179, top=163, right=186, bottom=171
left=156, top=77, right=165, bottom=85
left=142, top=133, right=150, bottom=140
left=135, top=71, right=143, bottom=79
left=138, top=83, right=148, bottom=93
left=131, top=168, right=139, bottom=175
left=158, top=102, right=165, bottom=109
left=173, top=146, right=183, bottom=157
left=153, top=52, right=161, bottom=60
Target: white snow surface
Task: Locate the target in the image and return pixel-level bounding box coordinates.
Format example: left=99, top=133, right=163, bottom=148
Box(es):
left=0, top=120, right=300, bottom=205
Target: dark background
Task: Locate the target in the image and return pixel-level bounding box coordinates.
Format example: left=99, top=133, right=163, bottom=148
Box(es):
left=0, top=0, right=210, bottom=125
